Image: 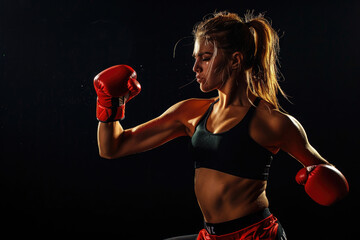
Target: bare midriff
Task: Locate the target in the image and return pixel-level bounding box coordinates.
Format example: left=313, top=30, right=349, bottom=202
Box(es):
left=194, top=167, right=269, bottom=224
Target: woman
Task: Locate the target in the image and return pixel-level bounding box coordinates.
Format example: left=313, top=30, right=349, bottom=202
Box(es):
left=94, top=11, right=348, bottom=240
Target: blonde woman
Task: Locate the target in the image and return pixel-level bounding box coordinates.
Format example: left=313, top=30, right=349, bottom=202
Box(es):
left=94, top=11, right=349, bottom=240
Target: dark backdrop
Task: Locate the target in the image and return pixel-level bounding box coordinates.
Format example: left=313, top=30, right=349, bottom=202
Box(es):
left=0, top=0, right=359, bottom=239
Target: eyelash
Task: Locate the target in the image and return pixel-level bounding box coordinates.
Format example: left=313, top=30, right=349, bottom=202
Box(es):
left=193, top=56, right=212, bottom=62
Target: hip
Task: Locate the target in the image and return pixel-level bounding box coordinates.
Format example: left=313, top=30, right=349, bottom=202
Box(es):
left=198, top=208, right=287, bottom=240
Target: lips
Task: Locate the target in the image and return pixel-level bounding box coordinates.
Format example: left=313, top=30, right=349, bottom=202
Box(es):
left=196, top=75, right=205, bottom=83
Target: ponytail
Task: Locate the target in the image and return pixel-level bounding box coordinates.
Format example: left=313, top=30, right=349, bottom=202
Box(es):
left=245, top=14, right=287, bottom=110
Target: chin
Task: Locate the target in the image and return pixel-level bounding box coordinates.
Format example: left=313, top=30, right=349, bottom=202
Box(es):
left=200, top=85, right=212, bottom=93
left=199, top=82, right=219, bottom=93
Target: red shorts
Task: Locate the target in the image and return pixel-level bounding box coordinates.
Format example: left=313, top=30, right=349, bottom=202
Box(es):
left=196, top=214, right=279, bottom=240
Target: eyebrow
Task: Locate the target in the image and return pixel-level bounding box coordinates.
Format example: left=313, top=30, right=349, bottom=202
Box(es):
left=192, top=51, right=213, bottom=58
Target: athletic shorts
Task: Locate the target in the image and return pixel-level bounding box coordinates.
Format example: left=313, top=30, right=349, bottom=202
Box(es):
left=164, top=208, right=286, bottom=240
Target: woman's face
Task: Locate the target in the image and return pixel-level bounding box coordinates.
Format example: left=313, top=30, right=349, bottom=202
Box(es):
left=192, top=38, right=227, bottom=92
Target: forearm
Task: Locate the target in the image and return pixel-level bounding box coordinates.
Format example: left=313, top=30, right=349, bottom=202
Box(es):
left=97, top=121, right=124, bottom=159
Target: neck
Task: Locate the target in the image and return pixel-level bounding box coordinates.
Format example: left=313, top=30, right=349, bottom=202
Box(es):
left=216, top=71, right=256, bottom=108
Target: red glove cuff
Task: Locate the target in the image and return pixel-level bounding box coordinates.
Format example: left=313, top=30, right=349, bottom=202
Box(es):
left=96, top=98, right=125, bottom=122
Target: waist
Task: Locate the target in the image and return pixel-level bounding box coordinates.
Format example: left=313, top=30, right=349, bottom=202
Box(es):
left=195, top=168, right=268, bottom=223
left=204, top=208, right=272, bottom=235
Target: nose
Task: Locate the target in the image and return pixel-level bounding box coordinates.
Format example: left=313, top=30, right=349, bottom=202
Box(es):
left=192, top=58, right=201, bottom=73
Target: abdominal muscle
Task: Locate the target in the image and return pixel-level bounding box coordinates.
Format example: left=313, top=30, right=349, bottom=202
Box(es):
left=195, top=167, right=269, bottom=224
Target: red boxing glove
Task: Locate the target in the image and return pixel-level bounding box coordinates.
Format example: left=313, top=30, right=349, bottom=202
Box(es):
left=296, top=164, right=349, bottom=206
left=94, top=65, right=141, bottom=122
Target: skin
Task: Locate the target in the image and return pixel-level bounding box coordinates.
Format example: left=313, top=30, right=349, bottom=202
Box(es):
left=97, top=38, right=328, bottom=223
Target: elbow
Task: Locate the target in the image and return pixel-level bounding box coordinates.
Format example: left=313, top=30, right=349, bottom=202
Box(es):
left=98, top=150, right=120, bottom=160
left=98, top=146, right=127, bottom=159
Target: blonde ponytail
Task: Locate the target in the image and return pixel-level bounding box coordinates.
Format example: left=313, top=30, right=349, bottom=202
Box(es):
left=245, top=13, right=287, bottom=110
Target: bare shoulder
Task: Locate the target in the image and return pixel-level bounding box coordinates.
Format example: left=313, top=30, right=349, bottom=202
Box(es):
left=162, top=97, right=217, bottom=136
left=162, top=97, right=216, bottom=116
left=255, top=99, right=297, bottom=129
left=251, top=99, right=303, bottom=150
left=175, top=97, right=217, bottom=108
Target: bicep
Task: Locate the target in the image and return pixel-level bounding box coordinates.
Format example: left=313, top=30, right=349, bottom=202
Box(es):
left=113, top=105, right=188, bottom=158
left=279, top=115, right=328, bottom=167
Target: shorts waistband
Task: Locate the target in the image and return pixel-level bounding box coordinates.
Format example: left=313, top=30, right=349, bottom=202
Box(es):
left=204, top=208, right=272, bottom=235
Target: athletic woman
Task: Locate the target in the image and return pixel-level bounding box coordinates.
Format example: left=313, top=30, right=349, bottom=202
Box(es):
left=94, top=11, right=349, bottom=240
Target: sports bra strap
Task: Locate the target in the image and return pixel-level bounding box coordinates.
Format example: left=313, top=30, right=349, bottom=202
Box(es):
left=241, top=97, right=261, bottom=126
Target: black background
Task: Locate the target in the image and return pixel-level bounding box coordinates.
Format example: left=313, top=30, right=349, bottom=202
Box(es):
left=0, top=0, right=359, bottom=239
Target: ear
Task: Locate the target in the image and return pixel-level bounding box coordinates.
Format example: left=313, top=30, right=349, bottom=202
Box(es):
left=231, top=52, right=243, bottom=70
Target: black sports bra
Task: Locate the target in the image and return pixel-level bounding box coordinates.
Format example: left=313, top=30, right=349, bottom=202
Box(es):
left=190, top=98, right=273, bottom=180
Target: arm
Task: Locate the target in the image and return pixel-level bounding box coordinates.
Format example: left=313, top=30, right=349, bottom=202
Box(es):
left=94, top=65, right=187, bottom=159
left=277, top=113, right=349, bottom=206
left=278, top=114, right=328, bottom=167
left=97, top=101, right=188, bottom=159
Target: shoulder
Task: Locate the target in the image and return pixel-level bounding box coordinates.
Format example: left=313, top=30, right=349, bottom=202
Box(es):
left=252, top=99, right=304, bottom=145
left=162, top=97, right=217, bottom=116
left=161, top=97, right=217, bottom=136
left=256, top=99, right=296, bottom=128
left=176, top=97, right=217, bottom=108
